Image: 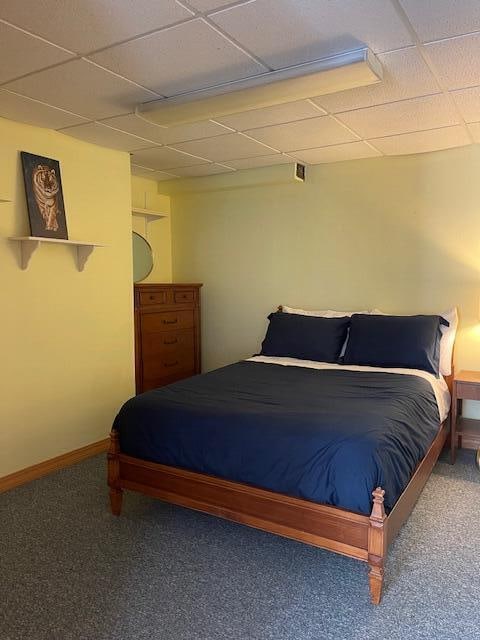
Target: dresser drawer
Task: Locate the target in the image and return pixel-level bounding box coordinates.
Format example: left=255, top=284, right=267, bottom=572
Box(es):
left=174, top=289, right=195, bottom=304
left=143, top=349, right=195, bottom=385
left=142, top=369, right=196, bottom=392
left=141, top=309, right=194, bottom=332
left=456, top=381, right=480, bottom=400
left=141, top=329, right=194, bottom=358
left=139, top=290, right=171, bottom=306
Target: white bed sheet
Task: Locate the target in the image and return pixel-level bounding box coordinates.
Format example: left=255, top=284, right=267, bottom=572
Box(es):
left=247, top=355, right=451, bottom=423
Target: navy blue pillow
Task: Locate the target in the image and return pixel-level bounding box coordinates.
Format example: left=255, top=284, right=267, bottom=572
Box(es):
left=260, top=312, right=350, bottom=363
left=343, top=314, right=447, bottom=375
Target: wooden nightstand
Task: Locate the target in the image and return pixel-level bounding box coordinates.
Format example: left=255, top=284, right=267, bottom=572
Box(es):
left=451, top=370, right=480, bottom=464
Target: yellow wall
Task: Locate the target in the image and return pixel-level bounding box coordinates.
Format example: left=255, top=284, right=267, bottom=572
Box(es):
left=131, top=176, right=172, bottom=283
left=168, top=146, right=480, bottom=379
left=0, top=117, right=135, bottom=477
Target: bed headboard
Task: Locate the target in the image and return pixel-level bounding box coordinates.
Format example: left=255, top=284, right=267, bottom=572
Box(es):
left=444, top=347, right=455, bottom=395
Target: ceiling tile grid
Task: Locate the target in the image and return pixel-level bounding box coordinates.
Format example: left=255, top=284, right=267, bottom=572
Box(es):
left=244, top=115, right=358, bottom=152
left=424, top=33, right=480, bottom=91
left=1, top=0, right=480, bottom=174
left=130, top=146, right=211, bottom=171
left=369, top=125, right=471, bottom=156
left=170, top=132, right=278, bottom=162
left=223, top=154, right=295, bottom=170
left=0, top=1, right=194, bottom=55
left=3, top=59, right=160, bottom=120
left=214, top=100, right=326, bottom=131
left=313, top=47, right=439, bottom=114
left=99, top=113, right=230, bottom=145
left=209, top=0, right=414, bottom=69
left=170, top=163, right=235, bottom=177
left=467, top=122, right=480, bottom=144
left=451, top=86, right=480, bottom=123
left=0, top=21, right=73, bottom=84
left=89, top=19, right=267, bottom=97
left=398, top=0, right=480, bottom=44
left=335, top=94, right=460, bottom=140
left=58, top=121, right=154, bottom=152
left=0, top=89, right=87, bottom=129
left=291, top=141, right=381, bottom=165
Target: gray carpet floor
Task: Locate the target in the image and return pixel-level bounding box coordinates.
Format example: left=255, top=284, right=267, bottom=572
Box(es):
left=1, top=450, right=479, bottom=640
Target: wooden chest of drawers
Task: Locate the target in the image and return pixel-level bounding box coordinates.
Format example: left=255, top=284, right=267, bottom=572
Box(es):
left=134, top=283, right=202, bottom=393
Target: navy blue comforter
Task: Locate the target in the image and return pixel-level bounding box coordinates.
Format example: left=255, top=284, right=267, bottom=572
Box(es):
left=114, top=361, right=441, bottom=515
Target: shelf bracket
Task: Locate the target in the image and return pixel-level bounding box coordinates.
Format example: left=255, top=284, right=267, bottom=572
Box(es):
left=17, top=238, right=40, bottom=270
left=76, top=244, right=95, bottom=271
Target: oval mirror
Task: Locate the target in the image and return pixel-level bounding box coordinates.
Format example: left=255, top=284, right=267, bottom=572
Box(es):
left=132, top=231, right=154, bottom=282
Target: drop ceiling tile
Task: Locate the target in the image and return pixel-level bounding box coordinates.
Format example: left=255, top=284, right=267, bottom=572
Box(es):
left=0, top=1, right=193, bottom=54
left=153, top=171, right=180, bottom=181
left=215, top=100, right=325, bottom=131
left=0, top=22, right=73, bottom=84
left=0, top=89, right=86, bottom=129
left=370, top=126, right=470, bottom=156
left=291, top=141, right=381, bottom=164
left=4, top=59, right=159, bottom=120
left=245, top=116, right=357, bottom=152
left=60, top=122, right=152, bottom=151
left=131, top=146, right=209, bottom=170
left=131, top=164, right=178, bottom=179
left=315, top=48, right=439, bottom=114
left=171, top=164, right=235, bottom=177
left=171, top=133, right=274, bottom=161
left=187, top=0, right=244, bottom=11
left=337, top=94, right=459, bottom=139
left=100, top=113, right=229, bottom=144
left=451, top=86, right=480, bottom=123
left=90, top=19, right=266, bottom=96
left=399, top=0, right=480, bottom=43
left=224, top=154, right=294, bottom=169
left=210, top=0, right=413, bottom=69
left=425, top=33, right=480, bottom=90
left=467, top=122, right=480, bottom=143
left=131, top=164, right=158, bottom=177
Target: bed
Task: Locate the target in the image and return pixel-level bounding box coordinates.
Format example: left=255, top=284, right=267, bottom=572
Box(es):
left=108, top=308, right=454, bottom=604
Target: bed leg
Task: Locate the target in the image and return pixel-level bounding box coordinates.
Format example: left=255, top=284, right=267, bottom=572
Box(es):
left=368, top=487, right=387, bottom=605
left=107, top=430, right=123, bottom=516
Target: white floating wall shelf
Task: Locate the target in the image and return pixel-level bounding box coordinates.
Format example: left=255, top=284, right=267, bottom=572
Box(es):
left=9, top=236, right=105, bottom=271
left=132, top=207, right=168, bottom=222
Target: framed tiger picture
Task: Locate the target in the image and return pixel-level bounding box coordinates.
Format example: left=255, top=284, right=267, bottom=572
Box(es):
left=21, top=152, right=68, bottom=239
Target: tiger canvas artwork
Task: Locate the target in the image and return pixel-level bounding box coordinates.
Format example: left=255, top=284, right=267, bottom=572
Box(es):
left=21, top=152, right=68, bottom=239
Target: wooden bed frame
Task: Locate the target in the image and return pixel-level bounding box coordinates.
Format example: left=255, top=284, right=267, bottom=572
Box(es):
left=108, top=373, right=453, bottom=605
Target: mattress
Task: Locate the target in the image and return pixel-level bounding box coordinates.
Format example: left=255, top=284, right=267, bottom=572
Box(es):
left=113, top=357, right=449, bottom=515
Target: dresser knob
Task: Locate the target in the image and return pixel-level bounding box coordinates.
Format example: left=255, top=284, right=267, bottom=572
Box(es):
left=164, top=338, right=178, bottom=345
left=164, top=360, right=179, bottom=368
left=162, top=318, right=178, bottom=324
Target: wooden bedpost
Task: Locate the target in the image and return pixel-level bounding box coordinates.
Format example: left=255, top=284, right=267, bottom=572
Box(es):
left=107, top=430, right=123, bottom=516
left=368, top=487, right=387, bottom=605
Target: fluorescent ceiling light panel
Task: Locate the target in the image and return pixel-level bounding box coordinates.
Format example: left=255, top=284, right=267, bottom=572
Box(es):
left=137, top=48, right=382, bottom=127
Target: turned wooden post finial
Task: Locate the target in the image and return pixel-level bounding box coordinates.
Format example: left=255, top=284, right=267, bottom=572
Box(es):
left=368, top=487, right=387, bottom=605
left=370, top=487, right=386, bottom=524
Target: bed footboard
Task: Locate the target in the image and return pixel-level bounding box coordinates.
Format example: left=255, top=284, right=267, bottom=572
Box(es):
left=106, top=429, right=390, bottom=602
left=106, top=422, right=447, bottom=605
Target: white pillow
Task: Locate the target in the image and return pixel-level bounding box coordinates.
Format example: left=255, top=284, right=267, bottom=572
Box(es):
left=370, top=308, right=457, bottom=376
left=282, top=305, right=369, bottom=317
left=439, top=308, right=457, bottom=376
